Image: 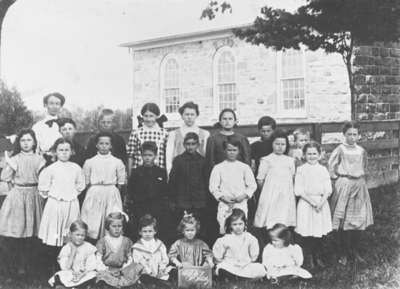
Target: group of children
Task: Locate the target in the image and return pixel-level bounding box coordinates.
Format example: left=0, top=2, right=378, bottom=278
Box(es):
left=0, top=92, right=374, bottom=288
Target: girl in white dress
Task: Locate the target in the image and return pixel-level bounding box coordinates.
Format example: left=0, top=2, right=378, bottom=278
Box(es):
left=262, top=224, right=311, bottom=283
left=254, top=129, right=296, bottom=229
left=38, top=139, right=85, bottom=263
left=295, top=141, right=332, bottom=268
left=81, top=132, right=126, bottom=240
left=49, top=220, right=100, bottom=288
left=213, top=208, right=266, bottom=281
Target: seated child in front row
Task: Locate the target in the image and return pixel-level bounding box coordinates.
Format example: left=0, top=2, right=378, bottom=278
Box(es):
left=209, top=140, right=257, bottom=234
left=262, top=224, right=312, bottom=282
left=213, top=209, right=266, bottom=281
left=49, top=220, right=99, bottom=288
left=132, top=214, right=173, bottom=289
left=169, top=213, right=213, bottom=270
left=96, top=212, right=143, bottom=288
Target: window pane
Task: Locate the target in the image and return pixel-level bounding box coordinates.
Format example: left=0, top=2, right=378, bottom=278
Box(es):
left=281, top=49, right=303, bottom=79
left=164, top=58, right=179, bottom=88
left=218, top=51, right=235, bottom=83
left=281, top=78, right=305, bottom=111
left=219, top=83, right=237, bottom=110
left=164, top=88, right=180, bottom=113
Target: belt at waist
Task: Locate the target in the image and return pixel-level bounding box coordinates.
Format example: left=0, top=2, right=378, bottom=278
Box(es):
left=15, top=183, right=38, bottom=187
left=90, top=184, right=118, bottom=186
left=48, top=195, right=78, bottom=202
left=337, top=174, right=363, bottom=180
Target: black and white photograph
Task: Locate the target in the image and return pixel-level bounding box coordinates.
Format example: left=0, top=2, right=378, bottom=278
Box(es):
left=0, top=0, right=399, bottom=288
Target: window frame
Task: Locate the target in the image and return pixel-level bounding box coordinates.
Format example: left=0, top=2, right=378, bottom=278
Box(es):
left=160, top=53, right=181, bottom=119
left=213, top=46, right=238, bottom=117
left=276, top=48, right=307, bottom=118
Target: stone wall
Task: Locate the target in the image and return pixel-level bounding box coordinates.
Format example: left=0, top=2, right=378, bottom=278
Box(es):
left=354, top=43, right=400, bottom=121
left=132, top=36, right=351, bottom=128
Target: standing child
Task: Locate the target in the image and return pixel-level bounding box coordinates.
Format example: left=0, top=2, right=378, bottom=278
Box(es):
left=81, top=132, right=126, bottom=241
left=49, top=220, right=99, bottom=288
left=213, top=209, right=266, bottom=281
left=254, top=129, right=296, bottom=230
left=262, top=224, right=312, bottom=282
left=209, top=139, right=256, bottom=234
left=205, top=108, right=251, bottom=172
left=96, top=212, right=143, bottom=288
left=132, top=215, right=172, bottom=289
left=85, top=109, right=127, bottom=164
left=288, top=128, right=310, bottom=167
left=0, top=129, right=45, bottom=275
left=58, top=118, right=85, bottom=167
left=168, top=132, right=209, bottom=239
left=38, top=138, right=85, bottom=248
left=169, top=213, right=213, bottom=269
left=127, top=103, right=168, bottom=176
left=166, top=101, right=209, bottom=175
left=126, top=141, right=169, bottom=241
left=295, top=142, right=332, bottom=268
left=328, top=121, right=373, bottom=265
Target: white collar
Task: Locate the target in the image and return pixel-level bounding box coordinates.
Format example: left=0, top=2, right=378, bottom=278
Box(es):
left=43, top=114, right=58, bottom=121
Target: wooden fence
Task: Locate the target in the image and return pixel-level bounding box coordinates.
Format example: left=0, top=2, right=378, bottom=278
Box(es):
left=75, top=120, right=400, bottom=189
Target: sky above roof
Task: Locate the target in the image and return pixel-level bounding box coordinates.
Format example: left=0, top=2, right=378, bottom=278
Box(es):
left=1, top=0, right=302, bottom=112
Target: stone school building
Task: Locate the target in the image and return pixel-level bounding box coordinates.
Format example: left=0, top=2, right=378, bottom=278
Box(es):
left=121, top=24, right=399, bottom=128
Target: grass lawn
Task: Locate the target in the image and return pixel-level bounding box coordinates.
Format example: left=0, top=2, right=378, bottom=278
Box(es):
left=0, top=185, right=399, bottom=289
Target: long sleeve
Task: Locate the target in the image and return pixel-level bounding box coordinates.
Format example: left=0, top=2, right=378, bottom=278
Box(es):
left=248, top=234, right=260, bottom=262
left=168, top=241, right=179, bottom=261
left=75, top=169, right=86, bottom=193
left=256, top=159, right=269, bottom=181
left=168, top=160, right=179, bottom=201
left=212, top=238, right=226, bottom=263
left=160, top=243, right=169, bottom=271
left=291, top=245, right=304, bottom=266
left=201, top=131, right=210, bottom=157
left=58, top=244, right=74, bottom=271
left=201, top=242, right=213, bottom=262
left=241, top=136, right=251, bottom=166
left=38, top=167, right=52, bottom=194
left=166, top=130, right=176, bottom=175
left=116, top=159, right=127, bottom=185
left=294, top=168, right=305, bottom=197
left=209, top=166, right=222, bottom=200
left=205, top=136, right=215, bottom=175
left=262, top=245, right=275, bottom=271
left=83, top=160, right=91, bottom=186
left=362, top=148, right=368, bottom=175
left=328, top=146, right=341, bottom=179
left=244, top=166, right=257, bottom=198
left=85, top=252, right=100, bottom=271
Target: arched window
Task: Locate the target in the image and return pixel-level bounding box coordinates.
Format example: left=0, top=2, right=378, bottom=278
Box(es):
left=214, top=47, right=237, bottom=112
left=160, top=55, right=180, bottom=114
left=278, top=49, right=306, bottom=114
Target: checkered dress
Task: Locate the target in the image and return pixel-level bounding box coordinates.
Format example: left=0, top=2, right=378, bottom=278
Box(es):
left=127, top=126, right=169, bottom=169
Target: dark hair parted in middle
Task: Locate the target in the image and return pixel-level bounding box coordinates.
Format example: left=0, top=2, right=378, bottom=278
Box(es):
left=342, top=121, right=360, bottom=134
left=268, top=223, right=292, bottom=247
left=224, top=208, right=247, bottom=234
left=141, top=103, right=161, bottom=116
left=257, top=116, right=276, bottom=130
left=141, top=141, right=158, bottom=154
left=222, top=138, right=242, bottom=151
left=12, top=129, right=38, bottom=156
left=179, top=101, right=199, bottom=116
left=271, top=129, right=290, bottom=155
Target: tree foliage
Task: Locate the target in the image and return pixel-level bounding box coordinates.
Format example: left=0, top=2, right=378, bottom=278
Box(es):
left=202, top=0, right=400, bottom=119
left=0, top=81, right=33, bottom=135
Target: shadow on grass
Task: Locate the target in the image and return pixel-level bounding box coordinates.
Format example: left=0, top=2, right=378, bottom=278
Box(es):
left=0, top=185, right=399, bottom=289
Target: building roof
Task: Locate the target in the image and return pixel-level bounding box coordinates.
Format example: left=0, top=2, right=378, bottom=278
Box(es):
left=120, top=23, right=252, bottom=51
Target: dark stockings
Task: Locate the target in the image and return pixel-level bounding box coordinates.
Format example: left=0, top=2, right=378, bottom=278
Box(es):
left=337, top=230, right=364, bottom=263
left=139, top=274, right=173, bottom=289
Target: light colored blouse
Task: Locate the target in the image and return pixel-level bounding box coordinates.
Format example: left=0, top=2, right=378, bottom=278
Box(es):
left=209, top=160, right=256, bottom=201
left=32, top=114, right=62, bottom=154
left=58, top=241, right=98, bottom=272
left=328, top=143, right=367, bottom=179
left=1, top=152, right=45, bottom=185
left=83, top=153, right=126, bottom=186
left=213, top=232, right=259, bottom=266
left=295, top=163, right=332, bottom=199
left=38, top=161, right=85, bottom=201
left=262, top=244, right=303, bottom=273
